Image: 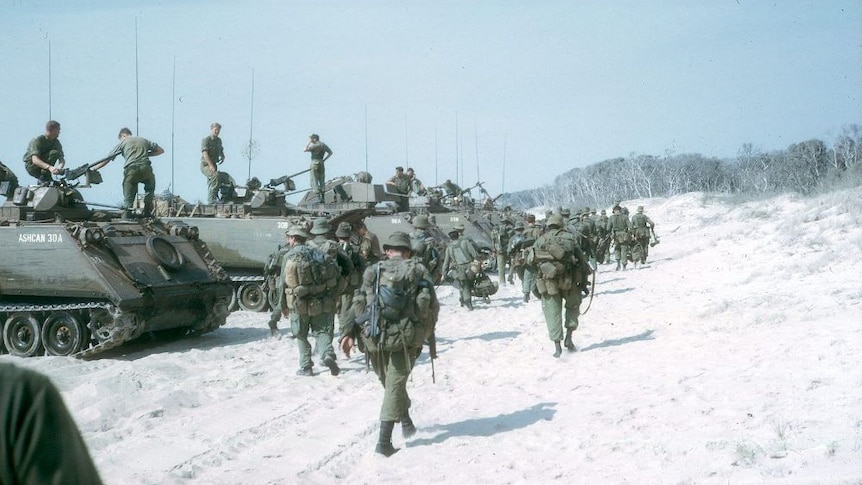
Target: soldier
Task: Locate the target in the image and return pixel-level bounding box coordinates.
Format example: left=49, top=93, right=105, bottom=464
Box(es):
left=356, top=220, right=382, bottom=266
left=264, top=230, right=294, bottom=337
left=304, top=133, right=332, bottom=200
left=93, top=127, right=164, bottom=219
left=441, top=179, right=462, bottom=198
left=596, top=209, right=611, bottom=264
left=200, top=122, right=225, bottom=204
left=281, top=224, right=341, bottom=377
left=507, top=221, right=527, bottom=285
left=533, top=214, right=590, bottom=357
left=521, top=213, right=543, bottom=302
left=23, top=120, right=65, bottom=184
left=405, top=167, right=427, bottom=196
left=0, top=161, right=18, bottom=198
left=386, top=166, right=411, bottom=195
left=574, top=209, right=597, bottom=269
left=493, top=219, right=513, bottom=287
left=335, top=221, right=364, bottom=329
left=409, top=214, right=442, bottom=282
left=606, top=205, right=631, bottom=271
left=630, top=205, right=656, bottom=265
left=1, top=363, right=104, bottom=484
left=339, top=232, right=439, bottom=457
left=441, top=224, right=479, bottom=310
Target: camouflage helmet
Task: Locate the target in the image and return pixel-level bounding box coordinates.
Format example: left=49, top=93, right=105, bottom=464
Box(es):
left=285, top=224, right=309, bottom=239
left=546, top=214, right=564, bottom=228
left=335, top=221, right=352, bottom=238
left=453, top=224, right=465, bottom=233
left=526, top=213, right=536, bottom=223
left=600, top=209, right=606, bottom=215
left=382, top=231, right=411, bottom=251
left=413, top=214, right=430, bottom=229
left=560, top=207, right=571, bottom=217
left=309, top=217, right=332, bottom=235
left=513, top=221, right=525, bottom=231
left=637, top=205, right=644, bottom=212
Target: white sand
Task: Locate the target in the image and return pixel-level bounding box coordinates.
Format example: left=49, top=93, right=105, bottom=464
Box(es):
left=4, top=188, right=861, bottom=484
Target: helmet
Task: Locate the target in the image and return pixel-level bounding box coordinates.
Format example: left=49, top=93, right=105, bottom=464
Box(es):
left=413, top=214, right=430, bottom=229
left=637, top=206, right=644, bottom=212
left=309, top=217, right=331, bottom=235
left=382, top=231, right=411, bottom=251
left=546, top=214, right=564, bottom=228
left=286, top=224, right=309, bottom=239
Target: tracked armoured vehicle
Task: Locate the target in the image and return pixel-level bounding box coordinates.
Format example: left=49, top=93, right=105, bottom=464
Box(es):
left=0, top=171, right=232, bottom=358
left=157, top=172, right=363, bottom=312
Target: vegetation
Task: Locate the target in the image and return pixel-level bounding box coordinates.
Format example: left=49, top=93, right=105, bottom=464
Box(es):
left=502, top=124, right=862, bottom=210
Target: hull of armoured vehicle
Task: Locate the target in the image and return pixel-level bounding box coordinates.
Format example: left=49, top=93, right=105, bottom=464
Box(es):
left=0, top=184, right=232, bottom=358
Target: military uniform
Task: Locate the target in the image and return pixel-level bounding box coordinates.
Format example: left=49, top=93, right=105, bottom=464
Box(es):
left=200, top=134, right=224, bottom=203
left=340, top=232, right=439, bottom=457
left=104, top=135, right=161, bottom=216
left=409, top=214, right=442, bottom=282
left=521, top=218, right=544, bottom=302
left=0, top=363, right=103, bottom=484
left=630, top=206, right=655, bottom=265
left=305, top=136, right=332, bottom=199
left=441, top=226, right=479, bottom=310
left=533, top=214, right=590, bottom=357
left=493, top=220, right=513, bottom=286
left=606, top=206, right=631, bottom=270
left=23, top=134, right=63, bottom=183
left=0, top=161, right=19, bottom=197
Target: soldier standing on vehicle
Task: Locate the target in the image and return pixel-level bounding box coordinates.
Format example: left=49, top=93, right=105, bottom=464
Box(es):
left=23, top=120, right=65, bottom=184
left=406, top=167, right=427, bottom=196
left=532, top=214, right=591, bottom=357
left=200, top=122, right=225, bottom=204
left=93, top=127, right=164, bottom=219
left=339, top=232, right=439, bottom=457
left=304, top=133, right=332, bottom=200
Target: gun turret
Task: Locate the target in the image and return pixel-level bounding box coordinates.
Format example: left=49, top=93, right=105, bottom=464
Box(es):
left=63, top=161, right=104, bottom=185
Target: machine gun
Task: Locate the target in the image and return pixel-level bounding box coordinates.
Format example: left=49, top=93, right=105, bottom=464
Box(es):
left=267, top=168, right=311, bottom=191
left=63, top=159, right=106, bottom=185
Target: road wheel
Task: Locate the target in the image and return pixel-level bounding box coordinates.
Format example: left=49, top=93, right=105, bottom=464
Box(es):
left=3, top=313, right=42, bottom=357
left=238, top=283, right=266, bottom=312
left=42, top=311, right=84, bottom=356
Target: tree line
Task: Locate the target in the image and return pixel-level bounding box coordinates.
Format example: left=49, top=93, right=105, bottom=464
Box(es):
left=501, top=124, right=862, bottom=211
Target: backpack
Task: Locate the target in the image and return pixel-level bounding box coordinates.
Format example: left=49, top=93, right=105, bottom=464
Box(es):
left=529, top=229, right=589, bottom=297
left=282, top=245, right=341, bottom=316
left=355, top=258, right=439, bottom=353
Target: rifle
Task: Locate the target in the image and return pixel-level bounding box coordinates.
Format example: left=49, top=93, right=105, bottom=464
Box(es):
left=355, top=262, right=383, bottom=340
left=267, top=168, right=311, bottom=190
left=650, top=227, right=661, bottom=247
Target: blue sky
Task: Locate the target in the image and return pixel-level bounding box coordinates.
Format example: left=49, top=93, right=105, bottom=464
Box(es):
left=1, top=0, right=860, bottom=204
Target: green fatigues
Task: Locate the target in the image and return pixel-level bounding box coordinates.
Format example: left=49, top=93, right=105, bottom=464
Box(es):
left=266, top=246, right=291, bottom=330
left=522, top=224, right=543, bottom=298
left=201, top=135, right=224, bottom=203
left=306, top=141, right=331, bottom=196
left=606, top=213, right=631, bottom=267
left=0, top=363, right=103, bottom=485
left=345, top=256, right=436, bottom=422
left=630, top=212, right=654, bottom=263
left=493, top=227, right=511, bottom=286
left=23, top=135, right=63, bottom=183
left=0, top=161, right=18, bottom=196
left=291, top=312, right=336, bottom=369
left=541, top=288, right=583, bottom=341
left=441, top=237, right=479, bottom=307
left=105, top=136, right=160, bottom=213
left=360, top=232, right=382, bottom=266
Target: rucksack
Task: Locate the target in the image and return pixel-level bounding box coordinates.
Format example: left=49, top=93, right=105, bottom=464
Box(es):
left=356, top=258, right=439, bottom=352
left=283, top=245, right=341, bottom=316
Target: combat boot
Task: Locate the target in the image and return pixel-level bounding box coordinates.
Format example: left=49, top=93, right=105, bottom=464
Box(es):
left=553, top=341, right=563, bottom=358
left=295, top=367, right=314, bottom=377
left=615, top=261, right=621, bottom=271
left=523, top=292, right=530, bottom=303
left=401, top=410, right=417, bottom=438
left=375, top=421, right=399, bottom=457
left=564, top=329, right=575, bottom=351
left=323, top=356, right=340, bottom=376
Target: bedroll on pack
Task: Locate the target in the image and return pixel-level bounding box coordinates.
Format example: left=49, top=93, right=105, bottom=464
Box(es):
left=283, top=246, right=340, bottom=316
left=472, top=272, right=498, bottom=298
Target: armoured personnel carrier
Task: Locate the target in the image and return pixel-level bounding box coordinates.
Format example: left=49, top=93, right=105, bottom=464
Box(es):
left=157, top=171, right=364, bottom=312
left=0, top=170, right=232, bottom=358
